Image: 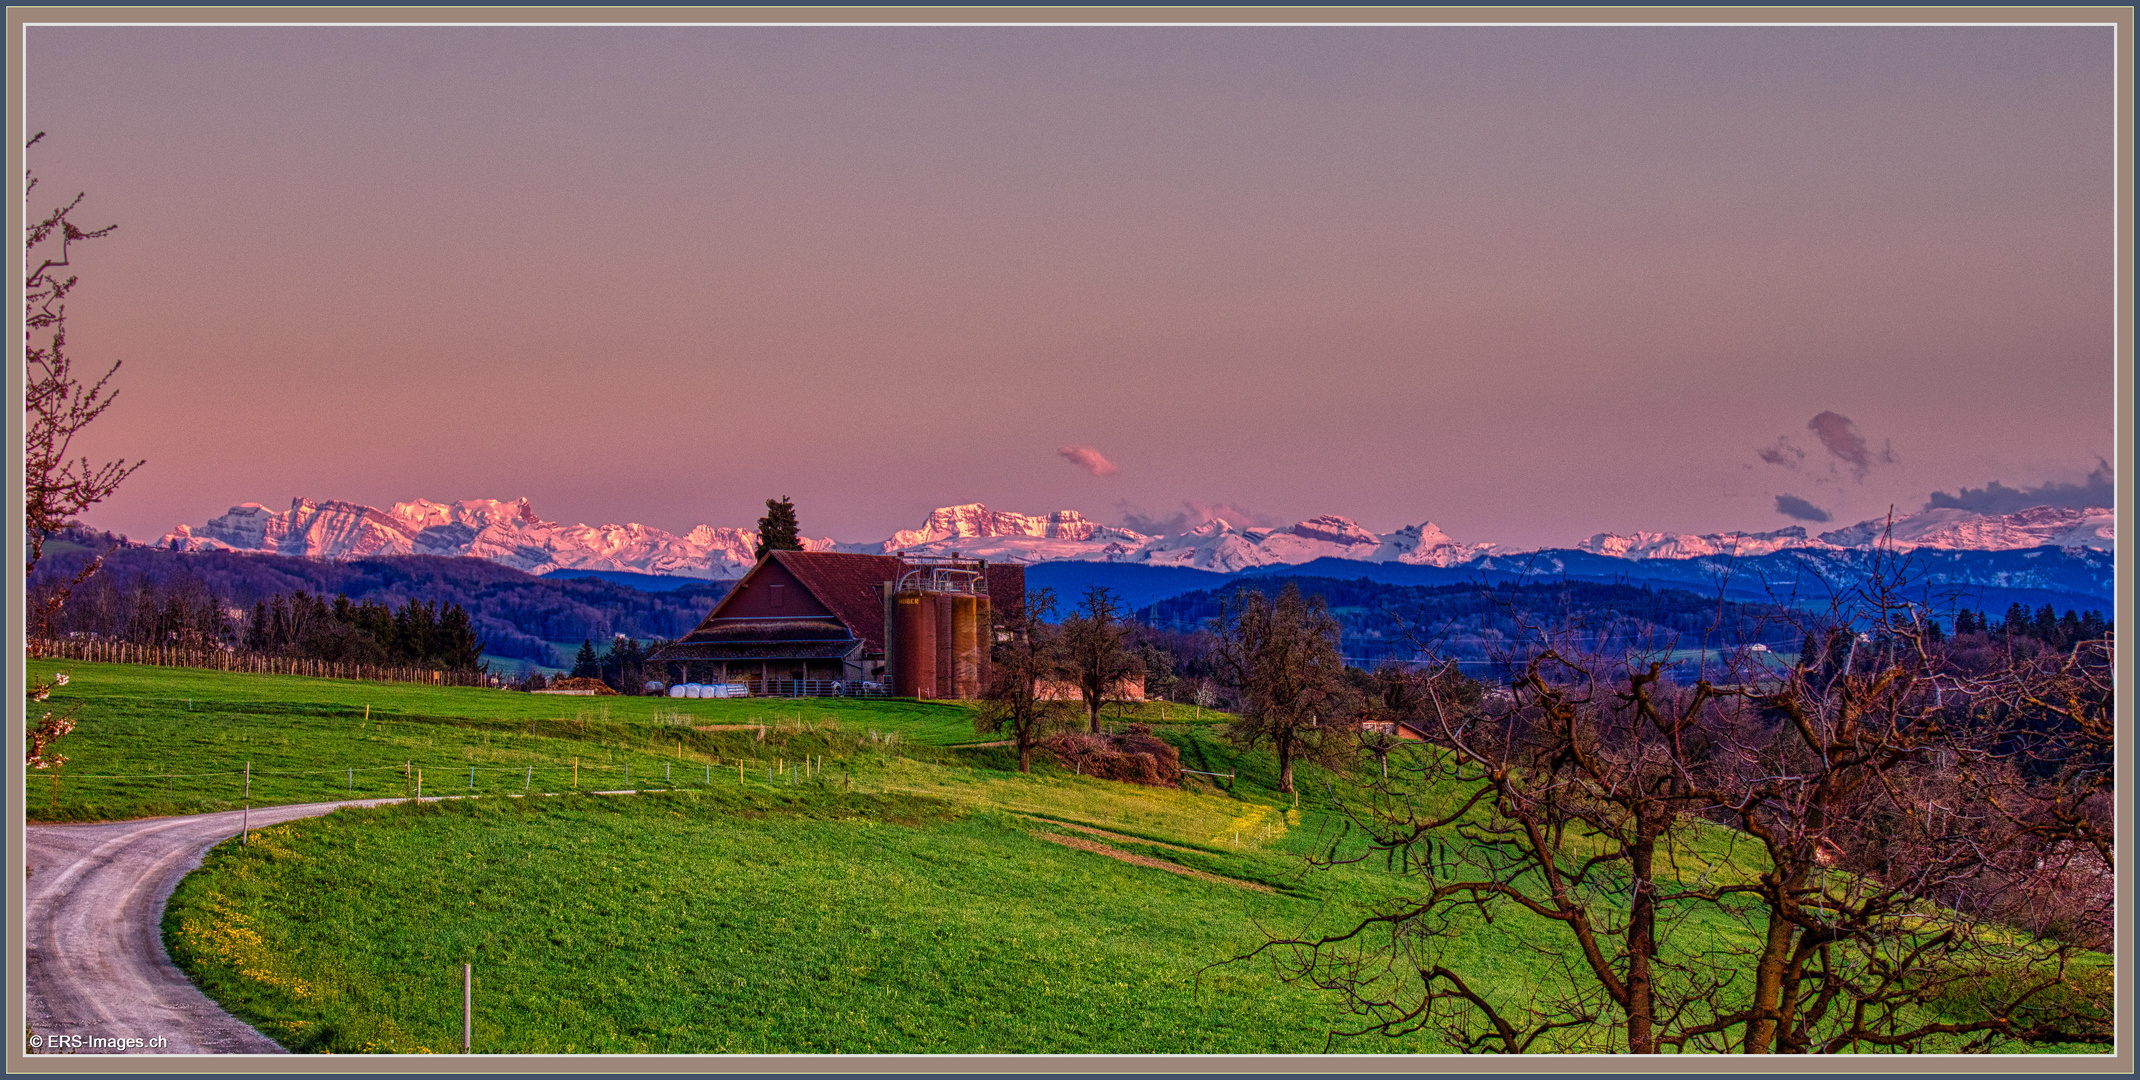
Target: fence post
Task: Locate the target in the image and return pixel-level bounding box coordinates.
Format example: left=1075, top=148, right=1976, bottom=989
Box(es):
left=525, top=766, right=531, bottom=791
left=464, top=962, right=473, bottom=1052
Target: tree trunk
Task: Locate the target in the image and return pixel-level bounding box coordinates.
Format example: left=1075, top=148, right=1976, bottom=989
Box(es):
left=1087, top=692, right=1102, bottom=734
left=1018, top=738, right=1032, bottom=773
left=1626, top=834, right=1657, bottom=1053
left=1744, top=904, right=1795, bottom=1053
left=1277, top=732, right=1296, bottom=794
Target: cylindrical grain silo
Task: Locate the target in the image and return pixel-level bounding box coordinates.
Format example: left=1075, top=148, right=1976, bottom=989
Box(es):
left=934, top=593, right=956, bottom=700
left=892, top=588, right=937, bottom=698
left=973, top=594, right=993, bottom=697
left=949, top=594, right=980, bottom=699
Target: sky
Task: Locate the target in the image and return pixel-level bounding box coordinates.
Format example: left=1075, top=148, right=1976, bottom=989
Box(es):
left=23, top=22, right=2119, bottom=549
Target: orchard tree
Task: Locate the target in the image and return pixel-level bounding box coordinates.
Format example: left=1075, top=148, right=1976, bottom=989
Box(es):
left=755, top=496, right=803, bottom=559
left=1212, top=583, right=1354, bottom=795
left=1232, top=571, right=2113, bottom=1053
left=1059, top=586, right=1138, bottom=733
left=977, top=587, right=1078, bottom=772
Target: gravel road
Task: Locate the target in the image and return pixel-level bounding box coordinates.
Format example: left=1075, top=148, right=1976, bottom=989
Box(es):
left=23, top=799, right=401, bottom=1055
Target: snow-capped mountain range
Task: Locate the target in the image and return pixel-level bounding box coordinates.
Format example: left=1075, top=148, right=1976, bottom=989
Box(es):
left=160, top=497, right=2115, bottom=580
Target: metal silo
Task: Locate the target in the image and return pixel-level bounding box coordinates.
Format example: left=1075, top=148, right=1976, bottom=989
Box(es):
left=891, top=585, right=937, bottom=698
left=934, top=592, right=956, bottom=699
left=949, top=593, right=981, bottom=699
left=973, top=593, right=993, bottom=696
left=886, top=556, right=994, bottom=700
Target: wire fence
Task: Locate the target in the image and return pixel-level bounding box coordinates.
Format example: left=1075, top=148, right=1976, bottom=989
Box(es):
left=30, top=638, right=496, bottom=688
left=27, top=751, right=858, bottom=810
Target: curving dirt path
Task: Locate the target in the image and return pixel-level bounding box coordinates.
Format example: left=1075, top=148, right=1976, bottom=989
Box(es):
left=23, top=798, right=402, bottom=1055
left=1036, top=832, right=1275, bottom=893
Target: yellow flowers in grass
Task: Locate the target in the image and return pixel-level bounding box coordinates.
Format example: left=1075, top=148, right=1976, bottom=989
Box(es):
left=1212, top=804, right=1278, bottom=847
left=175, top=897, right=314, bottom=1000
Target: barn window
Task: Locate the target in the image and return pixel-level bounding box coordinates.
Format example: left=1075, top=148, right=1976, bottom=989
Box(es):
left=770, top=584, right=785, bottom=609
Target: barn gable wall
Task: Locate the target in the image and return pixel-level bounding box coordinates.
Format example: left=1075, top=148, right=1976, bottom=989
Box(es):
left=712, top=559, right=834, bottom=621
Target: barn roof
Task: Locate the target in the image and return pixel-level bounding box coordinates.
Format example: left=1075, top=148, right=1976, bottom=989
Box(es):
left=771, top=551, right=905, bottom=651
left=651, top=550, right=1026, bottom=665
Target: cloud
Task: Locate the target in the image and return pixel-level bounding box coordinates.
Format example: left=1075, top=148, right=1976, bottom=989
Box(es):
left=1925, top=461, right=2114, bottom=515
left=1117, top=499, right=1270, bottom=537
left=1757, top=437, right=1808, bottom=469
left=1056, top=445, right=1118, bottom=477
left=1806, top=411, right=1896, bottom=482
left=1774, top=494, right=1832, bottom=523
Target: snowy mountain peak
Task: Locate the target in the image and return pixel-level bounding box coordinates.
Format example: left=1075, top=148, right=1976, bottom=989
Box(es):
left=1288, top=515, right=1380, bottom=546
left=883, top=503, right=1146, bottom=550
left=1814, top=505, right=2112, bottom=551
left=1577, top=525, right=1814, bottom=560
left=163, top=497, right=832, bottom=579
left=159, top=497, right=2114, bottom=581
left=1572, top=506, right=2113, bottom=561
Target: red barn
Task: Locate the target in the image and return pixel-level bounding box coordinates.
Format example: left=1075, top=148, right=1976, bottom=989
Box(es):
left=648, top=550, right=1023, bottom=698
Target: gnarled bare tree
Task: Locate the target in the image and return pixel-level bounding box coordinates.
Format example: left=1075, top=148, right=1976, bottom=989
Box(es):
left=1234, top=569, right=2113, bottom=1053
left=1059, top=585, right=1138, bottom=733
left=977, top=587, right=1079, bottom=772
left=1212, top=583, right=1355, bottom=796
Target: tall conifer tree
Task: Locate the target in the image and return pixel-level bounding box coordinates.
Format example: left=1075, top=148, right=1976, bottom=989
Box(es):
left=755, top=496, right=803, bottom=559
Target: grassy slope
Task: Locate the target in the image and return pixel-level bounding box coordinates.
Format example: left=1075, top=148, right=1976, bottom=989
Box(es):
left=26, top=661, right=994, bottom=821
left=35, top=662, right=2100, bottom=1054
left=166, top=790, right=1451, bottom=1054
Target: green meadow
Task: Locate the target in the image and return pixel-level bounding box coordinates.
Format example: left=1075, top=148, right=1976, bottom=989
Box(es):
left=30, top=661, right=2109, bottom=1054
left=26, top=660, right=1155, bottom=821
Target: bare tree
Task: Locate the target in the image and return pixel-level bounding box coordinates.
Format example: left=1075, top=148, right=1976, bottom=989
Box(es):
left=1059, top=586, right=1138, bottom=733
left=25, top=134, right=141, bottom=773
left=25, top=133, right=141, bottom=644
left=1231, top=574, right=2113, bottom=1053
left=977, top=588, right=1079, bottom=772
left=1212, top=584, right=1354, bottom=795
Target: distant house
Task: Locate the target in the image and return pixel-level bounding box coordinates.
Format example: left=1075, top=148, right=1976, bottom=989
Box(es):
left=1034, top=676, right=1147, bottom=703
left=648, top=550, right=1023, bottom=698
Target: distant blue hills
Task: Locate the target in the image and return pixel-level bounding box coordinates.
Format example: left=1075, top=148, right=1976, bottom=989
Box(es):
left=1027, top=545, right=2115, bottom=619
left=539, top=568, right=714, bottom=593
left=540, top=545, right=2114, bottom=619
left=36, top=529, right=2109, bottom=675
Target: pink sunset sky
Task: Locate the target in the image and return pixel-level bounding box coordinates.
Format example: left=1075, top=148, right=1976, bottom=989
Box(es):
left=23, top=22, right=2118, bottom=549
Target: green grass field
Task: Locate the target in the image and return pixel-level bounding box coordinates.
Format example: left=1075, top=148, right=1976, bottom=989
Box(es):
left=25, top=661, right=1228, bottom=823
left=163, top=789, right=1466, bottom=1054
left=33, top=660, right=2110, bottom=1055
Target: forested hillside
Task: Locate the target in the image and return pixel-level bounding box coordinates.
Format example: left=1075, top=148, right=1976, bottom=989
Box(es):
left=28, top=531, right=731, bottom=668
left=1139, top=575, right=1809, bottom=665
